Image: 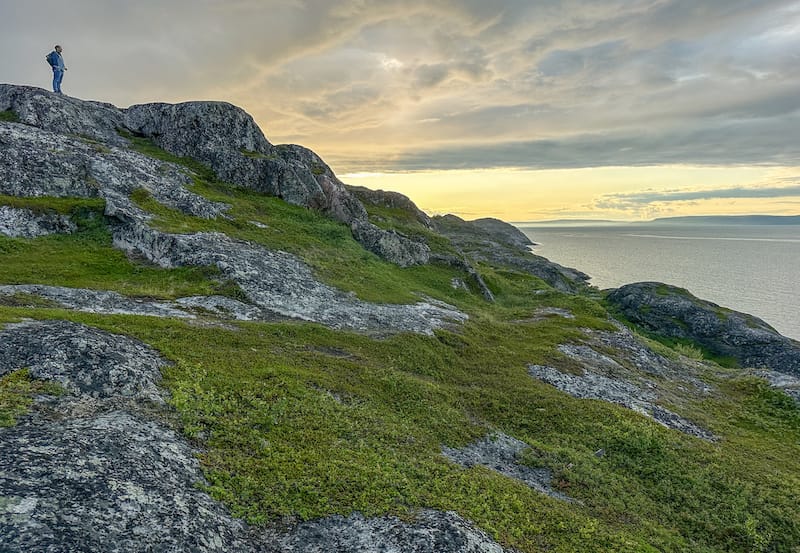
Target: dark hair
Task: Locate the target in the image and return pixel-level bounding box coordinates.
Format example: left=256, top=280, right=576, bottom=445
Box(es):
left=55, top=45, right=61, bottom=49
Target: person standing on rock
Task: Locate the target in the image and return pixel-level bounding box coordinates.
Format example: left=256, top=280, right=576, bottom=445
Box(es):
left=45, top=45, right=67, bottom=94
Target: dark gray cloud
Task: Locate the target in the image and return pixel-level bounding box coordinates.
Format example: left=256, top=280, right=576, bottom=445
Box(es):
left=367, top=111, right=800, bottom=171
left=595, top=184, right=800, bottom=209
left=1, top=0, right=799, bottom=174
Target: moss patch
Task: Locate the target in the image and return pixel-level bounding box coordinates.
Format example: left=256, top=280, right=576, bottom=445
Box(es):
left=0, top=369, right=64, bottom=427
left=0, top=109, right=20, bottom=123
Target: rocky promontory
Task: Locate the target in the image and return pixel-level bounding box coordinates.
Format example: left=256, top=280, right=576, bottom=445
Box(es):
left=607, top=282, right=800, bottom=376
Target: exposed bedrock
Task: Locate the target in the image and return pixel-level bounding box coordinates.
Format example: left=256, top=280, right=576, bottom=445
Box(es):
left=0, top=117, right=459, bottom=335
left=434, top=214, right=589, bottom=293
left=0, top=83, right=428, bottom=266
left=442, top=432, right=571, bottom=501
left=607, top=282, right=800, bottom=376
left=0, top=320, right=165, bottom=402
left=0, top=205, right=76, bottom=238
left=0, top=120, right=228, bottom=219
left=528, top=364, right=715, bottom=441
left=0, top=319, right=512, bottom=553
left=109, top=213, right=466, bottom=335
left=262, top=510, right=512, bottom=553
left=123, top=97, right=429, bottom=266
left=0, top=320, right=259, bottom=553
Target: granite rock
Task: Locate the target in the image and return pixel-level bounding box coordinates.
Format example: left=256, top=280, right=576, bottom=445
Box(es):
left=607, top=282, right=800, bottom=376
left=0, top=206, right=76, bottom=237
left=528, top=364, right=715, bottom=440
left=262, top=509, right=512, bottom=553
left=442, top=432, right=571, bottom=501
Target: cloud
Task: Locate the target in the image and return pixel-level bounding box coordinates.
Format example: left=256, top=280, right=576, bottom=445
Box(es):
left=594, top=184, right=800, bottom=210
left=2, top=0, right=800, bottom=175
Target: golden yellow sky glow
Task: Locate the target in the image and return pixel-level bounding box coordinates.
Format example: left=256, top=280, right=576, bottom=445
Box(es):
left=340, top=165, right=800, bottom=221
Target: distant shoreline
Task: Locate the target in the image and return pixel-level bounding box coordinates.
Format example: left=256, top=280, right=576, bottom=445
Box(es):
left=514, top=215, right=800, bottom=226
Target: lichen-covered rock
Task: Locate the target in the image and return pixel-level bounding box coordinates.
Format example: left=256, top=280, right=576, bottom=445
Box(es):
left=434, top=214, right=588, bottom=293
left=348, top=184, right=434, bottom=228
left=0, top=206, right=76, bottom=237
left=442, top=432, right=570, bottom=501
left=0, top=84, right=128, bottom=147
left=109, top=214, right=464, bottom=335
left=0, top=83, right=433, bottom=267
left=123, top=99, right=428, bottom=266
left=0, top=320, right=166, bottom=402
left=0, top=284, right=196, bottom=319
left=606, top=282, right=800, bottom=376
left=0, top=410, right=261, bottom=553
left=262, top=509, right=512, bottom=553
left=0, top=121, right=228, bottom=220
left=528, top=364, right=714, bottom=440
left=0, top=319, right=264, bottom=553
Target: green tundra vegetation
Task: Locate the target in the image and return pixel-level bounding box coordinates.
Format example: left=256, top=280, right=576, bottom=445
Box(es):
left=1, top=139, right=798, bottom=552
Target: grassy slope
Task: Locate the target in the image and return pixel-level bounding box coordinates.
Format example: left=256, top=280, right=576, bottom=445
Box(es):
left=0, top=139, right=798, bottom=552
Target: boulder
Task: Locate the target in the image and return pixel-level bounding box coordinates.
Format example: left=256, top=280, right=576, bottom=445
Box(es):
left=606, top=282, right=800, bottom=376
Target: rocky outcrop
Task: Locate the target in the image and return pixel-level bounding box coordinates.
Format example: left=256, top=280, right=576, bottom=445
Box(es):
left=528, top=364, right=715, bottom=440
left=350, top=219, right=431, bottom=268
left=434, top=214, right=589, bottom=293
left=263, top=510, right=511, bottom=553
left=0, top=119, right=228, bottom=219
left=0, top=206, right=76, bottom=237
left=0, top=319, right=512, bottom=553
left=0, top=88, right=461, bottom=334
left=0, top=320, right=261, bottom=553
left=348, top=184, right=434, bottom=228
left=442, top=432, right=571, bottom=501
left=469, top=218, right=535, bottom=251
left=109, top=215, right=464, bottom=335
left=606, top=282, right=800, bottom=376
left=123, top=98, right=428, bottom=266
left=0, top=84, right=127, bottom=147
left=0, top=83, right=428, bottom=267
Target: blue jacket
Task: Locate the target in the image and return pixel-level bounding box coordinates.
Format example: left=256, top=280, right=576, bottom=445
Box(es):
left=47, top=51, right=65, bottom=70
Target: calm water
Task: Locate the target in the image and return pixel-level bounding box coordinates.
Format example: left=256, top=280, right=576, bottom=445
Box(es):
left=516, top=224, right=800, bottom=341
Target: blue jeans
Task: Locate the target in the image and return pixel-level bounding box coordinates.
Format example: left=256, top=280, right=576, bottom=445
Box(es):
left=52, top=69, right=64, bottom=93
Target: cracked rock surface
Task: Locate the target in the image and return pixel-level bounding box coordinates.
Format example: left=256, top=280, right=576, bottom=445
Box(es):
left=442, top=432, right=571, bottom=501
left=0, top=320, right=260, bottom=553
left=528, top=364, right=715, bottom=440
left=0, top=206, right=76, bottom=238
left=110, top=212, right=466, bottom=334
left=262, top=509, right=511, bottom=553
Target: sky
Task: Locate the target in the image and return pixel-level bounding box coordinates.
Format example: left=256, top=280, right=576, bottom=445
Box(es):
left=1, top=0, right=799, bottom=221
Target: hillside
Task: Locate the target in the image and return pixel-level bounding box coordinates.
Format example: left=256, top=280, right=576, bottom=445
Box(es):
left=1, top=84, right=800, bottom=553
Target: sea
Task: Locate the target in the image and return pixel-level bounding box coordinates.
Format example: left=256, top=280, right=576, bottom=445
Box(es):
left=515, top=223, right=800, bottom=341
